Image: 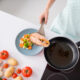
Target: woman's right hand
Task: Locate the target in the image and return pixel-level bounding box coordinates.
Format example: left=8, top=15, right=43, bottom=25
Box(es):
left=39, top=9, right=49, bottom=24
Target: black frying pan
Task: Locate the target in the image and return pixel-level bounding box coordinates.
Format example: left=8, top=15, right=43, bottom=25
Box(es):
left=44, top=37, right=80, bottom=70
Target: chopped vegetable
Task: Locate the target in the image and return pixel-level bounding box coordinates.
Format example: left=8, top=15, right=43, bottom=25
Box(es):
left=24, top=34, right=29, bottom=38
left=19, top=44, right=24, bottom=48
left=19, top=34, right=33, bottom=50
left=23, top=39, right=27, bottom=43
left=24, top=42, right=29, bottom=48
left=20, top=38, right=24, bottom=41
left=28, top=46, right=32, bottom=50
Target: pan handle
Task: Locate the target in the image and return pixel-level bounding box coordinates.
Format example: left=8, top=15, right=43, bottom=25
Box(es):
left=76, top=41, right=80, bottom=48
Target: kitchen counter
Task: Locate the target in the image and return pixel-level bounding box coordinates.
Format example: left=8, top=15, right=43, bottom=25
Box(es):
left=0, top=10, right=58, bottom=80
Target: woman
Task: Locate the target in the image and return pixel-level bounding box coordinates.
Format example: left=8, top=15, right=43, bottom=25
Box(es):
left=40, top=0, right=80, bottom=41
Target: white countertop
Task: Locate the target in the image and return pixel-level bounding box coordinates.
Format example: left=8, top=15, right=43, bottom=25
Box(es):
left=0, top=10, right=58, bottom=80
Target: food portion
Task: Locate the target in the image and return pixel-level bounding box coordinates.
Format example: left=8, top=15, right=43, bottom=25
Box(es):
left=4, top=66, right=15, bottom=78
left=19, top=34, right=33, bottom=50
left=19, top=33, right=50, bottom=49
left=7, top=58, right=18, bottom=66
left=30, top=33, right=50, bottom=47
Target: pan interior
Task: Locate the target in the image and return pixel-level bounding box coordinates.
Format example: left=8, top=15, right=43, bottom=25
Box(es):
left=44, top=37, right=78, bottom=69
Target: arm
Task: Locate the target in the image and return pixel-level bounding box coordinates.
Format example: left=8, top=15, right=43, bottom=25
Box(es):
left=40, top=0, right=55, bottom=24
left=45, top=0, right=55, bottom=11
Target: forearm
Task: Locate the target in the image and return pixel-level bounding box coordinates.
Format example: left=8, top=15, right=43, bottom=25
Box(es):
left=45, top=0, right=55, bottom=11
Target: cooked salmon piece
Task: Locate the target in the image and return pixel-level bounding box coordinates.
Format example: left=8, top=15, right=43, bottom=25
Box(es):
left=30, top=33, right=50, bottom=47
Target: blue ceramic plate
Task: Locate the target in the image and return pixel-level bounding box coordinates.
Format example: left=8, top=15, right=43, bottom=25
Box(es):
left=15, top=28, right=43, bottom=56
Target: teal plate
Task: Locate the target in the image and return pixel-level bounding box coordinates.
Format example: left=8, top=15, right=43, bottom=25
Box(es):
left=15, top=28, right=43, bottom=56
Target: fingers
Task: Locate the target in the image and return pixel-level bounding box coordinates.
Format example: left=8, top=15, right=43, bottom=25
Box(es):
left=39, top=11, right=48, bottom=24
left=45, top=13, right=48, bottom=24
left=40, top=15, right=44, bottom=24
left=40, top=15, right=47, bottom=24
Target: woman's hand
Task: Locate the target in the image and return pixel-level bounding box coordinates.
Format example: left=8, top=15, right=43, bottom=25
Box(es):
left=39, top=9, right=49, bottom=24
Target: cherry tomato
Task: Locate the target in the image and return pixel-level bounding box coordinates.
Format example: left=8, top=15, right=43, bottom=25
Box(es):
left=22, top=66, right=32, bottom=77
left=16, top=68, right=21, bottom=74
left=2, top=78, right=7, bottom=80
left=0, top=50, right=9, bottom=59
left=12, top=73, right=17, bottom=78
left=3, top=63, right=9, bottom=68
